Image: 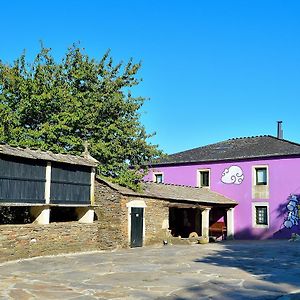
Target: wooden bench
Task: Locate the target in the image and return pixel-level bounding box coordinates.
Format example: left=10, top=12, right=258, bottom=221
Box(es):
left=209, top=222, right=227, bottom=240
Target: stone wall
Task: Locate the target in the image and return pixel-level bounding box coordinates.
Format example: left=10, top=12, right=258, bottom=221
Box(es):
left=94, top=180, right=128, bottom=248
left=120, top=196, right=170, bottom=246
left=95, top=179, right=171, bottom=247
left=0, top=179, right=172, bottom=263
left=143, top=198, right=170, bottom=245
left=0, top=222, right=101, bottom=263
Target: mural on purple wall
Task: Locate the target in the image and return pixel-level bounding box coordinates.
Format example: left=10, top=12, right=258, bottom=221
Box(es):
left=221, top=165, right=244, bottom=185
left=283, top=194, right=300, bottom=229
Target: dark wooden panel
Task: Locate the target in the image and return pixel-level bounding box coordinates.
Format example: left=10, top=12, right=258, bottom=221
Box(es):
left=50, top=162, right=91, bottom=204
left=0, top=156, right=46, bottom=203
left=131, top=207, right=144, bottom=248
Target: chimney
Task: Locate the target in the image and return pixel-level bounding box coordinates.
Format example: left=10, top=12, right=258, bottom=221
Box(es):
left=277, top=121, right=283, bottom=139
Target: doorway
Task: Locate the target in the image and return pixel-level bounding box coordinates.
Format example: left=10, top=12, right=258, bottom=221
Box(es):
left=130, top=207, right=144, bottom=247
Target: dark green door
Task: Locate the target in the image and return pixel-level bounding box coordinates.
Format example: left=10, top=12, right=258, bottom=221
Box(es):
left=131, top=207, right=144, bottom=247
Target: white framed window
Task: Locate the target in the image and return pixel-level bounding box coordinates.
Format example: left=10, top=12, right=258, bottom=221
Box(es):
left=255, top=167, right=268, bottom=185
left=252, top=165, right=269, bottom=199
left=252, top=202, right=269, bottom=228
left=197, top=169, right=210, bottom=188
left=153, top=172, right=164, bottom=184
left=252, top=165, right=269, bottom=186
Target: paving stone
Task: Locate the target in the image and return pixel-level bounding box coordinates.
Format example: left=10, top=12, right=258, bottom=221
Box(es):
left=0, top=241, right=299, bottom=299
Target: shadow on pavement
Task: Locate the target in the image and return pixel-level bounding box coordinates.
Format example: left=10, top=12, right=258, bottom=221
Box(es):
left=165, top=240, right=300, bottom=300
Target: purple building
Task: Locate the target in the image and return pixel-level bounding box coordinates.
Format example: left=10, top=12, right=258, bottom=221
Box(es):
left=145, top=134, right=300, bottom=239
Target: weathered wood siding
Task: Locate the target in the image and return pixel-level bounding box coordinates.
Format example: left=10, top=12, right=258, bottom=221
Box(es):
left=50, top=162, right=91, bottom=204
left=0, top=156, right=46, bottom=203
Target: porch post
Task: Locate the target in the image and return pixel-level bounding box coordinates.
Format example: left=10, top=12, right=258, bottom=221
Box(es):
left=201, top=208, right=211, bottom=237
left=45, top=162, right=51, bottom=204
left=226, top=207, right=235, bottom=239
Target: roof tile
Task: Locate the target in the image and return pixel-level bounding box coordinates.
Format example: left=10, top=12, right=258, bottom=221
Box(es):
left=150, top=135, right=300, bottom=165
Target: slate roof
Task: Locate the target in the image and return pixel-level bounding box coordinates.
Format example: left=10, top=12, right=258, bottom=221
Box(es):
left=0, top=144, right=98, bottom=167
left=97, top=177, right=237, bottom=206
left=150, top=135, right=300, bottom=166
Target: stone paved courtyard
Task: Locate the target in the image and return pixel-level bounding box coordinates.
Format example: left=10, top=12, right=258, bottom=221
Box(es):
left=0, top=240, right=300, bottom=299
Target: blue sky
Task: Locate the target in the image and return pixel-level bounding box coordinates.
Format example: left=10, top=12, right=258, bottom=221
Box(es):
left=1, top=1, right=300, bottom=154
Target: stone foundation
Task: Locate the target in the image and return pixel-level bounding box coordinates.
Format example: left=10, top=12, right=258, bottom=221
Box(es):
left=0, top=179, right=175, bottom=262
left=0, top=222, right=111, bottom=263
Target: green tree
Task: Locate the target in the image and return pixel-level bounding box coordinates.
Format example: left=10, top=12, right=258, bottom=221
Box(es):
left=0, top=44, right=162, bottom=190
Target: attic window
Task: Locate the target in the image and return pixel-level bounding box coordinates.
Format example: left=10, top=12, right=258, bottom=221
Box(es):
left=198, top=169, right=210, bottom=188
left=154, top=173, right=163, bottom=183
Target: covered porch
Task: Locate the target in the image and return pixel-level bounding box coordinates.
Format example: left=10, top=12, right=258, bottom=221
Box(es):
left=139, top=181, right=238, bottom=241
left=168, top=202, right=235, bottom=240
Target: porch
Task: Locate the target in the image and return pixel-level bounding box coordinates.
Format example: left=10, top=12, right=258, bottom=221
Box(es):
left=168, top=204, right=235, bottom=240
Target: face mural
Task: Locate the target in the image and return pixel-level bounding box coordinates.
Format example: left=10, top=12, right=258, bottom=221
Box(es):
left=283, top=195, right=300, bottom=229
left=221, top=165, right=244, bottom=185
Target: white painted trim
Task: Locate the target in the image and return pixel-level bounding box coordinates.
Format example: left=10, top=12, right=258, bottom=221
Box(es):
left=126, top=200, right=147, bottom=245
left=90, top=167, right=96, bottom=205
left=44, top=162, right=52, bottom=204
left=153, top=172, right=164, bottom=183
left=197, top=168, right=211, bottom=189
left=252, top=202, right=270, bottom=228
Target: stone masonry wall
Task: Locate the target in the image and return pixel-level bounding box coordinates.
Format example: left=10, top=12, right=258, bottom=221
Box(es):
left=0, top=222, right=101, bottom=263
left=94, top=180, right=128, bottom=248
left=143, top=198, right=170, bottom=245
left=0, top=179, right=172, bottom=263
left=95, top=179, right=171, bottom=247
left=120, top=196, right=170, bottom=246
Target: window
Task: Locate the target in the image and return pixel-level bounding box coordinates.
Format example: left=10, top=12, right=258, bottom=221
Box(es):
left=154, top=173, right=163, bottom=183
left=256, top=206, right=268, bottom=225
left=255, top=167, right=267, bottom=185
left=252, top=165, right=269, bottom=199
left=252, top=202, right=269, bottom=228
left=198, top=169, right=210, bottom=188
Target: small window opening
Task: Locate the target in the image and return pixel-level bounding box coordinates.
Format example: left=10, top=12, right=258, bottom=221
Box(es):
left=154, top=173, right=163, bottom=183
left=256, top=206, right=268, bottom=225
left=199, top=170, right=210, bottom=187
left=255, top=168, right=267, bottom=185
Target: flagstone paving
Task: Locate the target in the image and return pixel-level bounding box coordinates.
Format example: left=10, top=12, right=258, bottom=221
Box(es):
left=0, top=240, right=300, bottom=299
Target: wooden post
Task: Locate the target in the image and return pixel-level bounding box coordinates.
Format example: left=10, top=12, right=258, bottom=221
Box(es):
left=90, top=167, right=96, bottom=205
left=45, top=162, right=51, bottom=204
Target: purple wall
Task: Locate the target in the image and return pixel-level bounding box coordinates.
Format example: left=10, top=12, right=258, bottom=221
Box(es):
left=145, top=157, right=300, bottom=239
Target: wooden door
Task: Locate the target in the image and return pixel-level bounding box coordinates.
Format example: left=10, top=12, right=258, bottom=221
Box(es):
left=131, top=207, right=144, bottom=247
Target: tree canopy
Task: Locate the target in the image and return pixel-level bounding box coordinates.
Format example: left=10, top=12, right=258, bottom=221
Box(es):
left=0, top=44, right=162, bottom=190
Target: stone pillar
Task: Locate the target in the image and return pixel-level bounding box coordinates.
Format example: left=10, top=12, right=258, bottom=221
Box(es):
left=77, top=207, right=94, bottom=223
left=226, top=207, right=235, bottom=239
left=31, top=206, right=50, bottom=225
left=201, top=208, right=211, bottom=237
left=90, top=167, right=96, bottom=205
left=44, top=162, right=51, bottom=204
